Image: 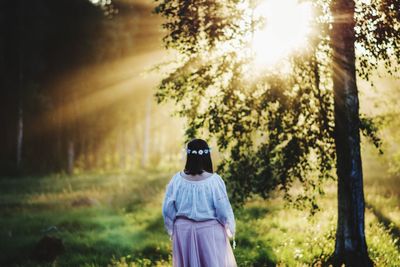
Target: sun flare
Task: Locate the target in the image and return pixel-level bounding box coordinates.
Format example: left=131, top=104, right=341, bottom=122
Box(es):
left=251, top=0, right=313, bottom=67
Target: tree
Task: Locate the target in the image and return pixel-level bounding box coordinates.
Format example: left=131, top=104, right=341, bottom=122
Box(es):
left=154, top=0, right=399, bottom=265
left=330, top=0, right=371, bottom=265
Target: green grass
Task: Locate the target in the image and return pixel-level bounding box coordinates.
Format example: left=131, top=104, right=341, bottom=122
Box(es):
left=0, top=167, right=399, bottom=266
left=0, top=169, right=172, bottom=267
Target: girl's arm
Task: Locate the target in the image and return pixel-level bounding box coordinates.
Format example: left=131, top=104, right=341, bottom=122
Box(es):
left=162, top=179, right=176, bottom=238
left=214, top=176, right=236, bottom=239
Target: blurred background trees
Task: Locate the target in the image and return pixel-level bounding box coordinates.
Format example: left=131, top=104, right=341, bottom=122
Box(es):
left=0, top=0, right=183, bottom=176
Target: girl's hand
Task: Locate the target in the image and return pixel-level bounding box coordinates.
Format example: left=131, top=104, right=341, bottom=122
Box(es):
left=225, top=225, right=234, bottom=239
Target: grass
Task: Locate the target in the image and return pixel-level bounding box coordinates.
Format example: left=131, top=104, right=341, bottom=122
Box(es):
left=0, top=166, right=399, bottom=266
left=0, top=168, right=172, bottom=267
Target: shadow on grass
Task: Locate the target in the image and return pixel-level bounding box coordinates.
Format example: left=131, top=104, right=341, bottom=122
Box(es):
left=144, top=214, right=165, bottom=234
left=366, top=201, right=400, bottom=249
left=238, top=205, right=270, bottom=220
left=234, top=204, right=277, bottom=266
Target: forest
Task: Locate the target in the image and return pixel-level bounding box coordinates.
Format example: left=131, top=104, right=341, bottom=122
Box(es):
left=0, top=0, right=399, bottom=266
left=0, top=0, right=182, bottom=176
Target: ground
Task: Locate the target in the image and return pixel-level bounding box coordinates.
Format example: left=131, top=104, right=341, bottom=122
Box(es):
left=0, top=166, right=399, bottom=267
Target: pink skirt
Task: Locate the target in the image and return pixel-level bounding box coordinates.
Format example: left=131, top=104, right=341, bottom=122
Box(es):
left=172, top=216, right=237, bottom=267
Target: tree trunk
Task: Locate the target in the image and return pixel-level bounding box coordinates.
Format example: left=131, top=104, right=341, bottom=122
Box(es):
left=141, top=96, right=151, bottom=167
left=67, top=140, right=75, bottom=175
left=2, top=1, right=21, bottom=175
left=16, top=102, right=23, bottom=170
left=330, top=0, right=372, bottom=266
left=16, top=0, right=24, bottom=173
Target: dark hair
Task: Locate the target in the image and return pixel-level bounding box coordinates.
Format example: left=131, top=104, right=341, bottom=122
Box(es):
left=184, top=139, right=213, bottom=175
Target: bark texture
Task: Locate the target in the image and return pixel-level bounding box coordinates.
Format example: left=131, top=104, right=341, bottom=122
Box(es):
left=330, top=0, right=373, bottom=266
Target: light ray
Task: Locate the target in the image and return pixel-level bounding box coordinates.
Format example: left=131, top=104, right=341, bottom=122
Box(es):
left=30, top=49, right=167, bottom=136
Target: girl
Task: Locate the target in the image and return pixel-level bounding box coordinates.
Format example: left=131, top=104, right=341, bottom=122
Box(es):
left=162, top=138, right=237, bottom=267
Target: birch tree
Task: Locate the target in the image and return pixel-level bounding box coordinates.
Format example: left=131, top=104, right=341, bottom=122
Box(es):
left=154, top=0, right=399, bottom=264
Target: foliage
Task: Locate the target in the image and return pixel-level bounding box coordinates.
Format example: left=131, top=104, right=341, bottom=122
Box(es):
left=153, top=0, right=399, bottom=211
left=379, top=103, right=400, bottom=176
left=355, top=0, right=400, bottom=81
left=360, top=113, right=384, bottom=154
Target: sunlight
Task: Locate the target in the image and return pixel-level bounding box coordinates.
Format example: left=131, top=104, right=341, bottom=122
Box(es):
left=251, top=0, right=313, bottom=67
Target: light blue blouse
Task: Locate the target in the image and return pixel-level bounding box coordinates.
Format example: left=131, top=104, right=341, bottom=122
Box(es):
left=162, top=171, right=236, bottom=239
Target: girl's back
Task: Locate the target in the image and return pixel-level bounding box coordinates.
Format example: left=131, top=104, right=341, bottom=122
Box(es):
left=163, top=171, right=235, bottom=238
left=161, top=138, right=237, bottom=267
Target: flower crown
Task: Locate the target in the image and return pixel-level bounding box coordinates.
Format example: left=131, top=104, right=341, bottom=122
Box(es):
left=186, top=148, right=212, bottom=155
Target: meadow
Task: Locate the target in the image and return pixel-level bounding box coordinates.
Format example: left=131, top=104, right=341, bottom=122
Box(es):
left=0, top=165, right=399, bottom=267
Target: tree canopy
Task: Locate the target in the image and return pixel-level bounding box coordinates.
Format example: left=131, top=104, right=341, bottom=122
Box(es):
left=154, top=0, right=399, bottom=211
